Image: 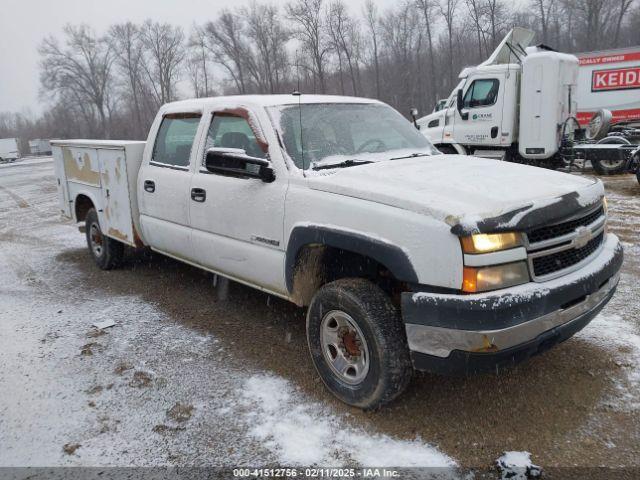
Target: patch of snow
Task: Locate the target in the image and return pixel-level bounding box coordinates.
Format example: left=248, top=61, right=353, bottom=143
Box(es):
left=496, top=451, right=541, bottom=479
left=577, top=312, right=640, bottom=410
left=241, top=374, right=457, bottom=469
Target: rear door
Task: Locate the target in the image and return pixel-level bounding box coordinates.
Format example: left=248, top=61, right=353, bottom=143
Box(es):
left=138, top=112, right=202, bottom=261
left=453, top=74, right=505, bottom=147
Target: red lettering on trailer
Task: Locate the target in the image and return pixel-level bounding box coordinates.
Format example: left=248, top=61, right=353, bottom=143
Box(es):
left=592, top=67, right=640, bottom=91
left=579, top=51, right=640, bottom=65
left=576, top=108, right=640, bottom=126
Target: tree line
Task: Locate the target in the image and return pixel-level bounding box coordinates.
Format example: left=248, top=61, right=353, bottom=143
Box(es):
left=1, top=0, right=639, bottom=144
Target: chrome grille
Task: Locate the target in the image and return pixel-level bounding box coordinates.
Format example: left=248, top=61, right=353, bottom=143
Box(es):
left=527, top=206, right=604, bottom=244
left=525, top=204, right=606, bottom=281
left=532, top=232, right=604, bottom=278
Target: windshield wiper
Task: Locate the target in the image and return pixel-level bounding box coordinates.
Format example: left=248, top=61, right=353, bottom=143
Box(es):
left=311, top=159, right=374, bottom=170
left=389, top=152, right=432, bottom=160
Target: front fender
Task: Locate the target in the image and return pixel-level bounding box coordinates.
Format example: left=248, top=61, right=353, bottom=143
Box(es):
left=284, top=225, right=418, bottom=294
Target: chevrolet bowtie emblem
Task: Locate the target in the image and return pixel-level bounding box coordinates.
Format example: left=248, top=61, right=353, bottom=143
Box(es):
left=574, top=226, right=592, bottom=249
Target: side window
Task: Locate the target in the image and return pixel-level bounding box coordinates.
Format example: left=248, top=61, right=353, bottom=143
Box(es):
left=152, top=113, right=202, bottom=168
left=462, top=79, right=500, bottom=109
left=204, top=114, right=266, bottom=160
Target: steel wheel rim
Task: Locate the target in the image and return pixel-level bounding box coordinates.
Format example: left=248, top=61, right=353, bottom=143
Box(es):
left=320, top=310, right=370, bottom=385
left=89, top=223, right=104, bottom=257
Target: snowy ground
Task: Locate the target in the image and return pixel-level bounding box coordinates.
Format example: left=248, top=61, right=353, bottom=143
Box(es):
left=0, top=159, right=639, bottom=475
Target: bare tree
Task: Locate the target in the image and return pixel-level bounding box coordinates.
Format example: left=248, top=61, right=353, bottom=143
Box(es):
left=287, top=0, right=331, bottom=93
left=363, top=0, right=381, bottom=98
left=612, top=0, right=635, bottom=46
left=108, top=22, right=147, bottom=137
left=140, top=20, right=185, bottom=106
left=416, top=0, right=439, bottom=106
left=485, top=0, right=506, bottom=50
left=244, top=2, right=290, bottom=93
left=465, top=0, right=488, bottom=59
left=188, top=25, right=212, bottom=97
left=327, top=1, right=360, bottom=95
left=438, top=0, right=460, bottom=87
left=532, top=0, right=556, bottom=44
left=39, top=24, right=114, bottom=137
left=203, top=10, right=250, bottom=94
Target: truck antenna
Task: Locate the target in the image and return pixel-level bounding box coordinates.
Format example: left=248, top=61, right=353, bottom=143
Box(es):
left=294, top=49, right=306, bottom=173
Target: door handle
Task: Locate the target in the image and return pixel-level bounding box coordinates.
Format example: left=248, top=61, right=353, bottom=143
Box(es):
left=144, top=180, right=155, bottom=193
left=191, top=187, right=206, bottom=203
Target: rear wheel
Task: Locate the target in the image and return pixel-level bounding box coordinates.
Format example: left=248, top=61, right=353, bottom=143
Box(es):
left=591, top=137, right=630, bottom=175
left=85, top=208, right=124, bottom=270
left=306, top=278, right=412, bottom=410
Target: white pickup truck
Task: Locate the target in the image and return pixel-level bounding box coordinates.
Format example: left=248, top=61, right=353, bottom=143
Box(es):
left=53, top=94, right=623, bottom=409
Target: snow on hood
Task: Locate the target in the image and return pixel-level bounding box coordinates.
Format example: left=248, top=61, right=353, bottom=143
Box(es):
left=307, top=155, right=602, bottom=233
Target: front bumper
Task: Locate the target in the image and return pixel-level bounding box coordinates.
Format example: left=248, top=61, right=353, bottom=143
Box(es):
left=403, top=233, right=623, bottom=375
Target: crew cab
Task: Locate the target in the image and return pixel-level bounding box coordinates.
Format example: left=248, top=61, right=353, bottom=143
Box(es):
left=52, top=95, right=623, bottom=409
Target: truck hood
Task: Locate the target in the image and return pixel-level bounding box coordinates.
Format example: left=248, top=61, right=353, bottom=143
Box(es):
left=307, top=155, right=603, bottom=234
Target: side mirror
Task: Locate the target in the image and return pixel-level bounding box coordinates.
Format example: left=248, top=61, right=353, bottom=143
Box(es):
left=205, top=147, right=275, bottom=183
left=456, top=89, right=469, bottom=121
left=410, top=107, right=420, bottom=130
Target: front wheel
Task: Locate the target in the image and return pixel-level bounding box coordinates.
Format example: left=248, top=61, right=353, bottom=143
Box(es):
left=306, top=278, right=412, bottom=410
left=85, top=208, right=124, bottom=270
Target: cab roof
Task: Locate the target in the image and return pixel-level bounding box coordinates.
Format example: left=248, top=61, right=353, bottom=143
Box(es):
left=163, top=94, right=383, bottom=111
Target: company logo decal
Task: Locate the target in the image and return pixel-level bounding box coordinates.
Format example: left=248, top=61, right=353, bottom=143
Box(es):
left=472, top=113, right=492, bottom=121
left=592, top=66, right=640, bottom=92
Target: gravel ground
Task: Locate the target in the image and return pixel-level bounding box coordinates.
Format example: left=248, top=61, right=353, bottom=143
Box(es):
left=0, top=158, right=638, bottom=475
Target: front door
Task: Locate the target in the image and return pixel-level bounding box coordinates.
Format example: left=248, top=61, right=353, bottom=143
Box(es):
left=189, top=109, right=288, bottom=295
left=138, top=112, right=202, bottom=261
left=453, top=74, right=505, bottom=147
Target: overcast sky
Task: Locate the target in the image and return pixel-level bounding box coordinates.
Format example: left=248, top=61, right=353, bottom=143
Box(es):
left=0, top=0, right=397, bottom=115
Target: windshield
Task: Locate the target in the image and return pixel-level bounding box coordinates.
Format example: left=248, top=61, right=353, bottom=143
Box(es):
left=267, top=103, right=439, bottom=170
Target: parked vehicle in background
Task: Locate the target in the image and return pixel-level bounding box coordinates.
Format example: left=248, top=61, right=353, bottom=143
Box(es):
left=53, top=94, right=622, bottom=409
left=0, top=138, right=20, bottom=163
left=415, top=28, right=640, bottom=178
left=575, top=47, right=640, bottom=128
left=29, top=139, right=52, bottom=156
left=433, top=99, right=447, bottom=112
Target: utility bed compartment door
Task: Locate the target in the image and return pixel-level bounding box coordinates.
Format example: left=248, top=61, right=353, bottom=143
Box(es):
left=98, top=148, right=135, bottom=245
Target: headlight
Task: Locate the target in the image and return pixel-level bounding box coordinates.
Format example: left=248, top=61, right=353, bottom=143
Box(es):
left=462, top=262, right=529, bottom=293
left=460, top=232, right=523, bottom=254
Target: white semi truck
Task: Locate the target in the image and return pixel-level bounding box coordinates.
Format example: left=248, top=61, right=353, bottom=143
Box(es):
left=416, top=28, right=640, bottom=177
left=53, top=94, right=622, bottom=409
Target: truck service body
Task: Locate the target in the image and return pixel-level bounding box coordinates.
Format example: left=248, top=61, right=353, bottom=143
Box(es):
left=53, top=94, right=622, bottom=408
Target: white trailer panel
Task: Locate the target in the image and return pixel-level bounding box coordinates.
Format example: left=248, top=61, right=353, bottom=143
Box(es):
left=51, top=140, right=146, bottom=247
left=29, top=139, right=52, bottom=155
left=575, top=48, right=640, bottom=125
left=0, top=138, right=20, bottom=161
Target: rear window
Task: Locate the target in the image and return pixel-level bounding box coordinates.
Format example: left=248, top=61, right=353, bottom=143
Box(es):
left=152, top=113, right=202, bottom=167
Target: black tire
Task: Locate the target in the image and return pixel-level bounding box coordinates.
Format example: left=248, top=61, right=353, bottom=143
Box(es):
left=306, top=278, right=412, bottom=410
left=85, top=208, right=124, bottom=270
left=437, top=145, right=458, bottom=155
left=636, top=166, right=640, bottom=186
left=591, top=136, right=630, bottom=175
